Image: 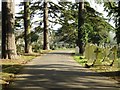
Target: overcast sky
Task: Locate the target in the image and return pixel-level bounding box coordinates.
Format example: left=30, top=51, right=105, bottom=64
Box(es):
left=0, top=0, right=105, bottom=13
left=0, top=0, right=106, bottom=14
left=0, top=0, right=100, bottom=11
left=0, top=0, right=114, bottom=27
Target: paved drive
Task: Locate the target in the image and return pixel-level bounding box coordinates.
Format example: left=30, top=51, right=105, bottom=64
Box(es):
left=10, top=50, right=120, bottom=90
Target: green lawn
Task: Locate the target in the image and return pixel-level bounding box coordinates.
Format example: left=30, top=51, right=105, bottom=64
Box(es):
left=73, top=54, right=120, bottom=82
left=0, top=50, right=52, bottom=87
left=0, top=55, right=37, bottom=87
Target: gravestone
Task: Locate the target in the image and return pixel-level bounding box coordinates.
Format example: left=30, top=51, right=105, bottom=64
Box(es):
left=75, top=46, right=79, bottom=54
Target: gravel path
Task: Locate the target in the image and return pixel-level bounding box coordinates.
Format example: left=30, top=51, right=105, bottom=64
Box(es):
left=9, top=50, right=120, bottom=90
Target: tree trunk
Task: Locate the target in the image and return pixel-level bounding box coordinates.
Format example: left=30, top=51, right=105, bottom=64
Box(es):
left=2, top=0, right=17, bottom=59
left=43, top=0, right=50, bottom=50
left=2, top=2, right=7, bottom=59
left=116, top=1, right=120, bottom=44
left=118, top=1, right=120, bottom=44
left=77, top=1, right=84, bottom=54
left=24, top=2, right=32, bottom=53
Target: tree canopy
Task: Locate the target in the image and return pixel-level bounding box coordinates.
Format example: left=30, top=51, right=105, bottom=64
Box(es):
left=1, top=0, right=118, bottom=57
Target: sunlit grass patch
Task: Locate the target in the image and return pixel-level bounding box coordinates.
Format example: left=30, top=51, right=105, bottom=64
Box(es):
left=73, top=54, right=120, bottom=82
left=74, top=54, right=119, bottom=72
left=0, top=72, right=15, bottom=81
left=73, top=55, right=87, bottom=66
left=0, top=55, right=37, bottom=86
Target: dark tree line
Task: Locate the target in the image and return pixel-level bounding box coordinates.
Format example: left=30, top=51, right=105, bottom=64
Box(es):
left=1, top=0, right=120, bottom=59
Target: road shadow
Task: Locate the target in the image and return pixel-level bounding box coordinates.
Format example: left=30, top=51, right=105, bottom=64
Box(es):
left=2, top=50, right=120, bottom=90
left=3, top=64, right=119, bottom=90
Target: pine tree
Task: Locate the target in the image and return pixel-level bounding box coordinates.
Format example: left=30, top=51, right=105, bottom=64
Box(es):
left=116, top=1, right=120, bottom=44
left=24, top=1, right=32, bottom=53
left=77, top=1, right=85, bottom=54
left=43, top=0, right=50, bottom=50
left=2, top=0, right=17, bottom=59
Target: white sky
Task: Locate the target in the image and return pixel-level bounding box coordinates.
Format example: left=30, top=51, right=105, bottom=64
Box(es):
left=0, top=0, right=103, bottom=11
left=0, top=0, right=115, bottom=27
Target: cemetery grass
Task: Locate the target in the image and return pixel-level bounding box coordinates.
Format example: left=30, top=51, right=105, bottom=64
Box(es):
left=0, top=50, right=53, bottom=90
left=0, top=50, right=52, bottom=86
left=73, top=54, right=120, bottom=82
left=0, top=55, right=37, bottom=86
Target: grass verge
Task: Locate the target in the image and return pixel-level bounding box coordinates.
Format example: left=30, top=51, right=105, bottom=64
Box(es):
left=0, top=55, right=37, bottom=89
left=0, top=50, right=52, bottom=86
left=0, top=50, right=51, bottom=89
left=73, top=54, right=120, bottom=82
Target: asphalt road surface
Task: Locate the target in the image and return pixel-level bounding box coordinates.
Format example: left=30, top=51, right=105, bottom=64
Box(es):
left=9, top=50, right=120, bottom=90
